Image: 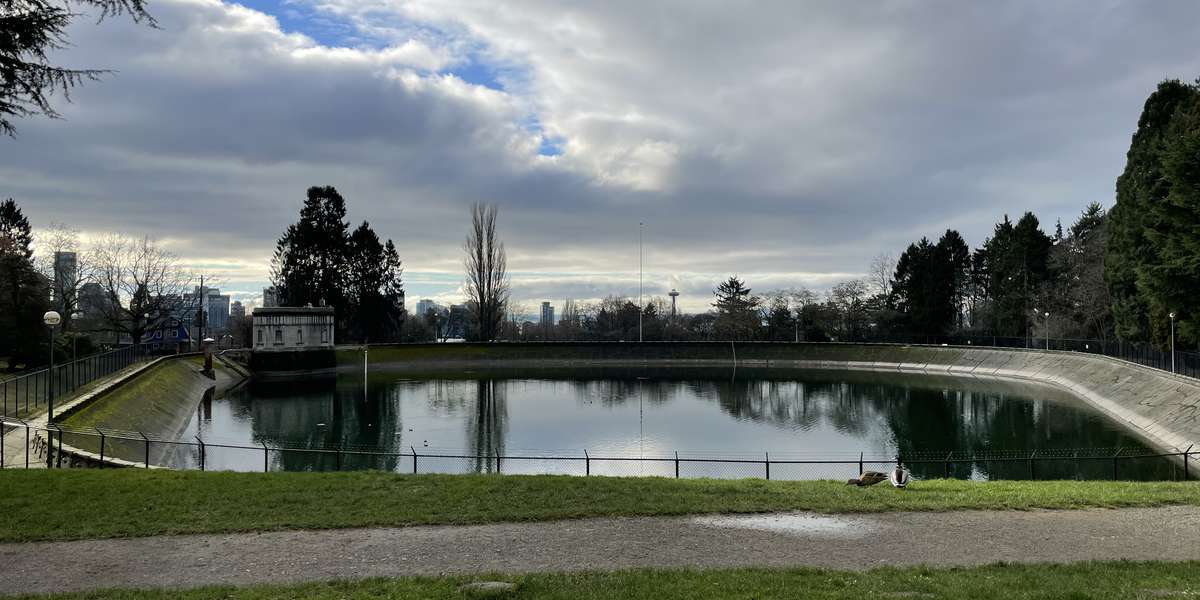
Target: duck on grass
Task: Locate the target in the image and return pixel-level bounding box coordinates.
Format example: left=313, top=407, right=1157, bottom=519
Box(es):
left=848, top=464, right=910, bottom=488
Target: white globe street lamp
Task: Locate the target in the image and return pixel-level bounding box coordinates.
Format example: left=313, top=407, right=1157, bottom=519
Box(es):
left=43, top=310, right=61, bottom=422
left=1169, top=312, right=1177, bottom=374
left=1044, top=311, right=1050, bottom=351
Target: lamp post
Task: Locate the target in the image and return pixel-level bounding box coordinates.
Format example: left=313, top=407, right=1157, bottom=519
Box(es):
left=1044, top=311, right=1050, bottom=350
left=1030, top=308, right=1038, bottom=349
left=70, top=311, right=83, bottom=389
left=43, top=310, right=62, bottom=420
left=1169, top=311, right=1177, bottom=374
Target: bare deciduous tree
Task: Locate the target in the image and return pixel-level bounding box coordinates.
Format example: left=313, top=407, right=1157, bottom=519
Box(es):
left=868, top=253, right=896, bottom=299
left=89, top=235, right=196, bottom=344
left=463, top=203, right=509, bottom=341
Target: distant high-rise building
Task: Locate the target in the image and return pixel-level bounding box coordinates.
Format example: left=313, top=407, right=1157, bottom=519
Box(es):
left=416, top=299, right=437, bottom=316
left=52, top=251, right=77, bottom=312
left=262, top=287, right=278, bottom=308
left=230, top=300, right=246, bottom=319
left=191, top=286, right=231, bottom=331
left=540, top=301, right=555, bottom=325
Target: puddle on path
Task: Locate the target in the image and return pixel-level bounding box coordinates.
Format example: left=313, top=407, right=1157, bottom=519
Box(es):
left=692, top=513, right=873, bottom=538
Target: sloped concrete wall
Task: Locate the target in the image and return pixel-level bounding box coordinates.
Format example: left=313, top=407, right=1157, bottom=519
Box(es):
left=744, top=345, right=1200, bottom=454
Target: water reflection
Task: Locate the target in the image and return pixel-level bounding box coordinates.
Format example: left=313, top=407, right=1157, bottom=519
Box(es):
left=177, top=367, right=1160, bottom=479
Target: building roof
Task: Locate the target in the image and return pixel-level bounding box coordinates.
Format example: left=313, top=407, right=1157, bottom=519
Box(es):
left=252, top=306, right=335, bottom=316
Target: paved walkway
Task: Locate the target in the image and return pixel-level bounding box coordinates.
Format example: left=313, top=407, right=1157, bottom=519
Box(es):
left=1, top=424, right=42, bottom=469
left=3, top=506, right=1200, bottom=595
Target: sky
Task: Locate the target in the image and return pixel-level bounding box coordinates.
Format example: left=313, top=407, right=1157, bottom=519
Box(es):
left=5, top=0, right=1200, bottom=315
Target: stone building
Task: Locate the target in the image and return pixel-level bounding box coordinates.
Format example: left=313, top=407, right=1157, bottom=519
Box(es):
left=250, top=306, right=335, bottom=373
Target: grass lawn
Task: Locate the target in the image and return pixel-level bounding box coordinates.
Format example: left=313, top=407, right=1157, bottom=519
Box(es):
left=14, top=562, right=1200, bottom=599
left=2, top=470, right=1199, bottom=543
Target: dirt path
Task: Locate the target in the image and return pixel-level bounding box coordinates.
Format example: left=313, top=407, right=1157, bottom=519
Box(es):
left=3, top=506, right=1200, bottom=596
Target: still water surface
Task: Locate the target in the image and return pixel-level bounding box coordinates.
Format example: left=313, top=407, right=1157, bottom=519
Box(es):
left=173, top=367, right=1160, bottom=479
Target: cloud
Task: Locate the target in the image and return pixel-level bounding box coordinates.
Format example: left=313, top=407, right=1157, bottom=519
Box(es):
left=4, top=0, right=1200, bottom=310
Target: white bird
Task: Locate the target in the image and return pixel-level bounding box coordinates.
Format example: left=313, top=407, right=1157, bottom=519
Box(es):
left=889, top=463, right=911, bottom=488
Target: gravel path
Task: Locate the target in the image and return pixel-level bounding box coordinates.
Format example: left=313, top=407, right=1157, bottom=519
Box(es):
left=3, top=506, right=1200, bottom=596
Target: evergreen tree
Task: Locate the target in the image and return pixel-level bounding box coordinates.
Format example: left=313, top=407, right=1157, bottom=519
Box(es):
left=1, top=0, right=153, bottom=136
left=1044, top=202, right=1111, bottom=339
left=977, top=213, right=1052, bottom=337
left=1106, top=79, right=1199, bottom=341
left=345, top=221, right=406, bottom=342
left=892, top=237, right=955, bottom=336
left=764, top=294, right=794, bottom=341
left=0, top=199, right=50, bottom=367
left=1138, top=86, right=1200, bottom=346
left=271, top=186, right=351, bottom=334
left=712, top=276, right=761, bottom=340
left=937, top=229, right=971, bottom=330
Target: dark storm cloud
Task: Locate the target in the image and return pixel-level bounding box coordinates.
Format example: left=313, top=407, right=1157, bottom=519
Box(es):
left=3, top=0, right=1199, bottom=309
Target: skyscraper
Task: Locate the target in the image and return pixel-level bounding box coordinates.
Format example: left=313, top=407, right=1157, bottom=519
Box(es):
left=416, top=299, right=436, bottom=316
left=52, top=251, right=77, bottom=312
left=230, top=300, right=246, bottom=319
left=540, top=301, right=555, bottom=326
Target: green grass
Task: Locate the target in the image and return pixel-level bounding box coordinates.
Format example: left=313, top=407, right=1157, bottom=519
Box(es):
left=14, top=562, right=1200, bottom=599
left=2, top=470, right=1198, bottom=543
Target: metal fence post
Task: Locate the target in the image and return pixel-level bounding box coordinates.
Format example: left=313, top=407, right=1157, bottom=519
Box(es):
left=1113, top=447, right=1121, bottom=481
left=944, top=451, right=953, bottom=478
left=140, top=432, right=150, bottom=469
left=1029, top=450, right=1037, bottom=480
left=335, top=448, right=342, bottom=471
left=674, top=451, right=679, bottom=478
left=496, top=449, right=501, bottom=474
left=44, top=423, right=53, bottom=468
left=97, top=428, right=106, bottom=467
left=765, top=452, right=770, bottom=480
left=1184, top=444, right=1193, bottom=480
left=54, top=424, right=64, bottom=468
left=262, top=441, right=269, bottom=472
left=858, top=452, right=864, bottom=475
left=584, top=449, right=590, bottom=476
left=411, top=446, right=417, bottom=474
left=1, top=422, right=5, bottom=469
left=195, top=435, right=205, bottom=471
left=24, top=422, right=29, bottom=469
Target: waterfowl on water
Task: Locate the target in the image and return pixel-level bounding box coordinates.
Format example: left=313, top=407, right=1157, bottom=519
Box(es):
left=890, top=464, right=911, bottom=488
left=846, top=471, right=888, bottom=487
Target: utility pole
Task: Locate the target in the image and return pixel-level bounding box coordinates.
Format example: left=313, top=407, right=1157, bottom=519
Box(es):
left=638, top=222, right=643, bottom=343
left=196, top=274, right=206, bottom=352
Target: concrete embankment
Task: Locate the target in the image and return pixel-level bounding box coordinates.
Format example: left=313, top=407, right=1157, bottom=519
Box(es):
left=58, top=355, right=244, bottom=466
left=341, top=342, right=1200, bottom=454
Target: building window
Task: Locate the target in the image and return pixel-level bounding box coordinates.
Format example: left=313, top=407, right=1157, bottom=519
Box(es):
left=320, top=328, right=328, bottom=343
left=274, top=329, right=283, bottom=345
left=297, top=328, right=303, bottom=345
left=257, top=330, right=263, bottom=345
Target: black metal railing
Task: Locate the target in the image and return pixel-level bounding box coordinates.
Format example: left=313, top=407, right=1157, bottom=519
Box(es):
left=2, top=418, right=1193, bottom=481
left=0, top=345, right=163, bottom=418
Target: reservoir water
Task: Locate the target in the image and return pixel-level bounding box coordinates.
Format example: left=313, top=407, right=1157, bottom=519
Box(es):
left=171, top=366, right=1167, bottom=479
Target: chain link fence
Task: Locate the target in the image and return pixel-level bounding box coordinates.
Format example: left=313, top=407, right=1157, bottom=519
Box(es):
left=3, top=417, right=1194, bottom=481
